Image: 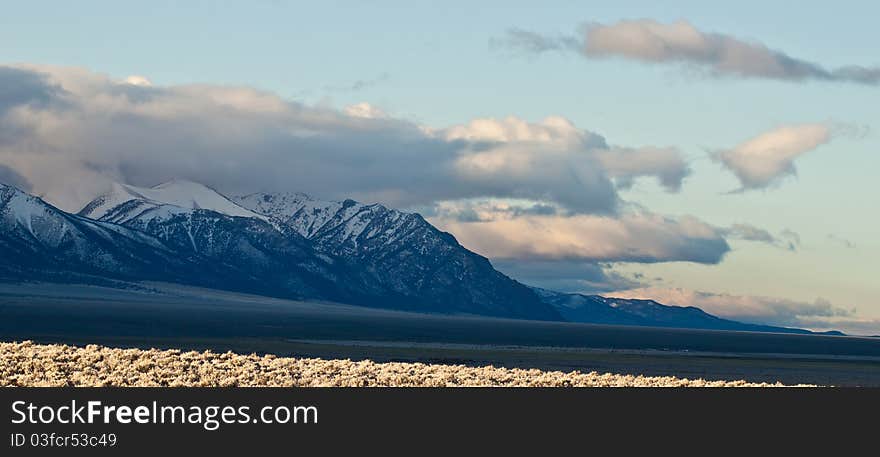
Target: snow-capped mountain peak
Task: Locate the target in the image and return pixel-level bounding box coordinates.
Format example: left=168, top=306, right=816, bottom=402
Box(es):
left=79, top=180, right=266, bottom=224
left=232, top=191, right=421, bottom=248
left=1, top=182, right=175, bottom=278
left=233, top=191, right=372, bottom=239
left=1, top=183, right=56, bottom=235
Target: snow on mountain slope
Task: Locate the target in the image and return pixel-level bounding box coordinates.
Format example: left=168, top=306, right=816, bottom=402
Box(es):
left=2, top=182, right=363, bottom=300
left=233, top=192, right=365, bottom=239
left=0, top=183, right=188, bottom=280
left=79, top=180, right=265, bottom=224
left=234, top=191, right=562, bottom=320
left=234, top=191, right=460, bottom=259
left=1, top=183, right=161, bottom=250
left=233, top=192, right=416, bottom=246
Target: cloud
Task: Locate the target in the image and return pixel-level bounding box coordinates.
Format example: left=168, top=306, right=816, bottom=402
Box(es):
left=444, top=116, right=690, bottom=197
left=0, top=66, right=65, bottom=117
left=492, top=259, right=644, bottom=294
left=593, top=146, right=689, bottom=192
left=429, top=205, right=730, bottom=264
left=715, top=124, right=832, bottom=190
left=0, top=164, right=31, bottom=191
left=489, top=28, right=579, bottom=55
left=123, top=75, right=153, bottom=87
left=827, top=233, right=856, bottom=249
left=344, top=102, right=389, bottom=119
left=325, top=73, right=390, bottom=92
left=430, top=201, right=794, bottom=264
left=424, top=199, right=560, bottom=222
left=780, top=229, right=801, bottom=248
left=495, top=19, right=880, bottom=85
left=0, top=64, right=689, bottom=214
left=720, top=224, right=801, bottom=250
left=611, top=287, right=880, bottom=335
left=428, top=203, right=803, bottom=293
left=721, top=223, right=776, bottom=243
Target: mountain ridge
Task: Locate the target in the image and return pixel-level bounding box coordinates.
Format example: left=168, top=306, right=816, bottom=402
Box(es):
left=0, top=180, right=842, bottom=334
left=66, top=180, right=560, bottom=319
left=535, top=288, right=844, bottom=335
left=232, top=191, right=558, bottom=320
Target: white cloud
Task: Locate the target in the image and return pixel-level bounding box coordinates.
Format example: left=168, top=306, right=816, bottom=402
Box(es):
left=123, top=75, right=152, bottom=87
left=444, top=115, right=592, bottom=144
left=495, top=19, right=880, bottom=84
left=344, top=102, right=388, bottom=119
left=716, top=124, right=832, bottom=190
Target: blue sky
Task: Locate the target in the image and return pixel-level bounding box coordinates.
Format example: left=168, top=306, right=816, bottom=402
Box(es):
left=1, top=1, right=878, bottom=332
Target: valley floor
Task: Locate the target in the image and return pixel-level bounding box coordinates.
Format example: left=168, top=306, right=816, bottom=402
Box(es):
left=2, top=282, right=880, bottom=385
left=0, top=341, right=806, bottom=387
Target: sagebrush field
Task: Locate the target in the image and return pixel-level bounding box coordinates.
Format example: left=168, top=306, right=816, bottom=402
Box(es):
left=0, top=341, right=809, bottom=387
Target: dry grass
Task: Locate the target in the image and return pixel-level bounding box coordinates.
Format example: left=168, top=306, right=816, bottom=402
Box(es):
left=0, top=341, right=811, bottom=387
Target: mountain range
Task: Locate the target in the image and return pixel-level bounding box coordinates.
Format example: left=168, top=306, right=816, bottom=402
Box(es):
left=535, top=289, right=842, bottom=335
left=0, top=179, right=836, bottom=334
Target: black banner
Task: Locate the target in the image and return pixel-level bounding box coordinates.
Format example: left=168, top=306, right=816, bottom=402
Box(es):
left=1, top=388, right=876, bottom=455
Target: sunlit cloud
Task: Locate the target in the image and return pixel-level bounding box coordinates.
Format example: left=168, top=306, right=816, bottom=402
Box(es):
left=714, top=124, right=832, bottom=191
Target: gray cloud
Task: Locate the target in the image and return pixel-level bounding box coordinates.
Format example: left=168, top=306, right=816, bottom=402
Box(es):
left=721, top=223, right=776, bottom=243
left=325, top=73, right=390, bottom=92
left=495, top=19, right=880, bottom=85
left=0, top=67, right=68, bottom=146
left=827, top=233, right=856, bottom=249
left=594, top=146, right=690, bottom=192
left=492, top=259, right=644, bottom=294
left=720, top=224, right=801, bottom=251
left=830, top=66, right=880, bottom=85
left=780, top=229, right=801, bottom=248
left=0, top=67, right=64, bottom=115
left=0, top=64, right=689, bottom=215
left=0, top=164, right=31, bottom=191
left=489, top=28, right=579, bottom=55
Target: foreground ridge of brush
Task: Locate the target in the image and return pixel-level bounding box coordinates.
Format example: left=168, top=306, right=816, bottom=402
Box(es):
left=0, top=342, right=810, bottom=387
